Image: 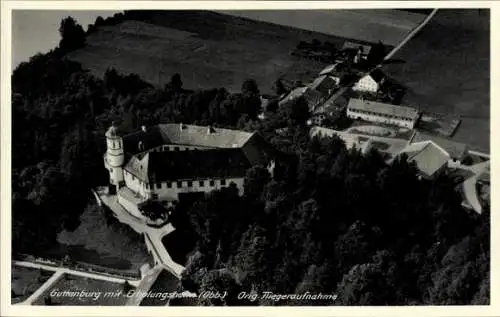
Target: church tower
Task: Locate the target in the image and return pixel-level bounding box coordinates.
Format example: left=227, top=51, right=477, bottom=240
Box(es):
left=104, top=122, right=125, bottom=194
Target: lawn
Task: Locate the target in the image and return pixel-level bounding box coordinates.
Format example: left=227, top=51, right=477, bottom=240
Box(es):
left=55, top=203, right=151, bottom=272
left=11, top=266, right=55, bottom=304
left=382, top=9, right=490, bottom=152
left=68, top=11, right=361, bottom=94
left=32, top=274, right=133, bottom=306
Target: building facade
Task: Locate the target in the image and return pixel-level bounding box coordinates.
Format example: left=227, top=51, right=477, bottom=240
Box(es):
left=352, top=69, right=386, bottom=93
left=346, top=98, right=420, bottom=129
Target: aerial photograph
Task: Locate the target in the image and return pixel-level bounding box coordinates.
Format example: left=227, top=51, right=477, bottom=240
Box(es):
left=8, top=8, right=489, bottom=307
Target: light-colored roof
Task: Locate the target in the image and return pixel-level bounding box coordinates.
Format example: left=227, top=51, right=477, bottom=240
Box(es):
left=410, top=131, right=468, bottom=160
left=279, top=86, right=325, bottom=110
left=348, top=98, right=419, bottom=120
left=278, top=86, right=308, bottom=106
left=158, top=124, right=254, bottom=149
left=319, top=63, right=341, bottom=76
left=399, top=141, right=450, bottom=177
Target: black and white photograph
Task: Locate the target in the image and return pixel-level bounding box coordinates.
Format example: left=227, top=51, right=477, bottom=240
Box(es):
left=1, top=1, right=495, bottom=314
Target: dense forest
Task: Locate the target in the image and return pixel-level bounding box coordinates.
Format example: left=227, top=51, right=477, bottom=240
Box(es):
left=11, top=14, right=489, bottom=305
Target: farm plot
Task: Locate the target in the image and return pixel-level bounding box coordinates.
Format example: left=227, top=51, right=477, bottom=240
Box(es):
left=68, top=12, right=349, bottom=94
left=220, top=9, right=426, bottom=46
left=32, top=274, right=133, bottom=306
left=382, top=9, right=490, bottom=152
left=11, top=266, right=55, bottom=304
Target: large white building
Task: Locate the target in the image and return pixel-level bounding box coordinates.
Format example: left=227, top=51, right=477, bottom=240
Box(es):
left=352, top=69, right=386, bottom=93
left=103, top=123, right=275, bottom=218
left=346, top=98, right=420, bottom=129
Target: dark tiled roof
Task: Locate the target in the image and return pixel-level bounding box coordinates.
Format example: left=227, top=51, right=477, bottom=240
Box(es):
left=369, top=69, right=386, bottom=83
left=348, top=98, right=419, bottom=120
left=126, top=148, right=252, bottom=182
left=123, top=126, right=165, bottom=156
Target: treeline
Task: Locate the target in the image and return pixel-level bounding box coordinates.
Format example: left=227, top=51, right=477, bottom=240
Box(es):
left=175, top=131, right=489, bottom=305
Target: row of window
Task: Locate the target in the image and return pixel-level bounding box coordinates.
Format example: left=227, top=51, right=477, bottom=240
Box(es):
left=150, top=145, right=200, bottom=153
left=155, top=179, right=227, bottom=189
left=348, top=108, right=414, bottom=122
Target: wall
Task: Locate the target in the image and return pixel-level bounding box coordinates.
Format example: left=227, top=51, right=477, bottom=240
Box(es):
left=347, top=108, right=416, bottom=129
left=151, top=177, right=245, bottom=201
left=117, top=193, right=144, bottom=218
left=124, top=169, right=150, bottom=198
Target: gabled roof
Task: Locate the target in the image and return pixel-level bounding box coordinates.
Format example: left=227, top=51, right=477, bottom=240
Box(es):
left=125, top=148, right=252, bottom=183
left=308, top=75, right=338, bottom=92
left=158, top=124, right=254, bottom=149
left=347, top=98, right=419, bottom=120
left=399, top=141, right=450, bottom=177
left=278, top=86, right=325, bottom=111
left=410, top=131, right=468, bottom=160
left=319, top=63, right=343, bottom=76
left=369, top=69, right=386, bottom=83
left=122, top=124, right=255, bottom=156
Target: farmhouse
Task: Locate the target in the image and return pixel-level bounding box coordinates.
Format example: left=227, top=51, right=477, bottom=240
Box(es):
left=308, top=75, right=339, bottom=96
left=346, top=98, right=420, bottom=129
left=409, top=131, right=468, bottom=163
left=396, top=141, right=451, bottom=179
left=278, top=86, right=325, bottom=112
left=104, top=123, right=275, bottom=218
left=352, top=69, right=386, bottom=93
left=342, top=41, right=372, bottom=58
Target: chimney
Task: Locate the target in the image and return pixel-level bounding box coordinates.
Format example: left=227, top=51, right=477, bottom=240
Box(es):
left=141, top=125, right=147, bottom=132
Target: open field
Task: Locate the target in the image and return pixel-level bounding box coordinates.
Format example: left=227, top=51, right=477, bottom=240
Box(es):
left=11, top=266, right=54, bottom=304
left=54, top=203, right=151, bottom=271
left=32, top=274, right=133, bottom=306
left=382, top=9, right=489, bottom=152
left=220, top=9, right=426, bottom=46
left=68, top=10, right=407, bottom=94
left=68, top=13, right=341, bottom=93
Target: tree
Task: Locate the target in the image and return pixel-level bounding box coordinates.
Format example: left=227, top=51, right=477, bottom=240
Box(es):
left=274, top=79, right=287, bottom=96
left=241, top=78, right=260, bottom=96
left=243, top=166, right=271, bottom=201
left=168, top=73, right=183, bottom=91
left=58, top=16, right=86, bottom=52
left=198, top=268, right=241, bottom=306
left=367, top=41, right=386, bottom=66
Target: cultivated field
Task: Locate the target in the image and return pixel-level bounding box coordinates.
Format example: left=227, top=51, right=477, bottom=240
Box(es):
left=382, top=9, right=490, bottom=152
left=220, top=9, right=426, bottom=46
left=68, top=11, right=362, bottom=93
left=11, top=266, right=54, bottom=304
left=32, top=274, right=133, bottom=306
